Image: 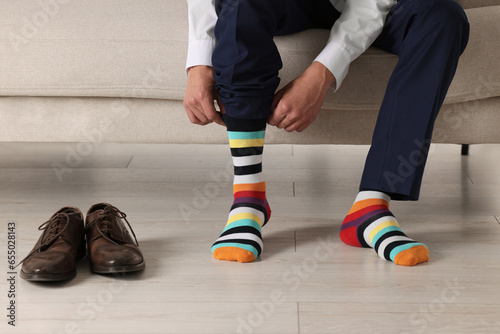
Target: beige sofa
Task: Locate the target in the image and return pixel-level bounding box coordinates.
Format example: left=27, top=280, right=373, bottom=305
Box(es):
left=0, top=0, right=499, bottom=145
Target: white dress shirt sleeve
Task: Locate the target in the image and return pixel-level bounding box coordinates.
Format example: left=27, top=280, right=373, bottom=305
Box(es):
left=186, top=0, right=217, bottom=70
left=314, top=0, right=397, bottom=90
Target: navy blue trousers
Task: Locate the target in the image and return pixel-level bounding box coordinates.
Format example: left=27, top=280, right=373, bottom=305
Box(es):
left=212, top=0, right=470, bottom=200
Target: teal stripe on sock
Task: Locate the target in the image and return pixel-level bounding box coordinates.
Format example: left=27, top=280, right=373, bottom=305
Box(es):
left=223, top=219, right=261, bottom=233
left=371, top=226, right=402, bottom=247
left=389, top=242, right=426, bottom=262
left=227, top=131, right=266, bottom=140
left=211, top=242, right=259, bottom=260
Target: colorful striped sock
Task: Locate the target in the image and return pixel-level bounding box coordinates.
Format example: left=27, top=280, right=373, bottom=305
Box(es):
left=211, top=116, right=271, bottom=263
left=340, top=191, right=429, bottom=266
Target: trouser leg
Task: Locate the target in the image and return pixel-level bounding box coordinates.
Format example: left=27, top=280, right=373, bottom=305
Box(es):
left=212, top=0, right=339, bottom=119
left=359, top=0, right=470, bottom=200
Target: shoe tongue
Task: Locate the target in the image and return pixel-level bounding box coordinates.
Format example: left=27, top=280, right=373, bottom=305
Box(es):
left=87, top=209, right=104, bottom=223
left=48, top=210, right=71, bottom=236
left=90, top=209, right=114, bottom=236
left=43, top=212, right=68, bottom=246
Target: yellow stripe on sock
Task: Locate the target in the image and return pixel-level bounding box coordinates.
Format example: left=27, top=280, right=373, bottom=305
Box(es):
left=229, top=139, right=265, bottom=148
left=226, top=212, right=262, bottom=227
left=368, top=220, right=400, bottom=242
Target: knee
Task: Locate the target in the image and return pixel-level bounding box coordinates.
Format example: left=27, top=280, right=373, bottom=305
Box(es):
left=426, top=0, right=470, bottom=50
left=429, top=0, right=469, bottom=32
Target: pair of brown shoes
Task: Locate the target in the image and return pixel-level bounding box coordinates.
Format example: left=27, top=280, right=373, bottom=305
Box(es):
left=18, top=203, right=145, bottom=282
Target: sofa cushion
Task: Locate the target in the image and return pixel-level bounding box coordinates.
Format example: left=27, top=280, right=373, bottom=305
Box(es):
left=457, top=0, right=500, bottom=9
left=0, top=0, right=499, bottom=111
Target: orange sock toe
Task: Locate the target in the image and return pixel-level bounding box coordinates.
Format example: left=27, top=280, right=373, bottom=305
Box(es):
left=213, top=247, right=256, bottom=263
left=394, top=245, right=429, bottom=266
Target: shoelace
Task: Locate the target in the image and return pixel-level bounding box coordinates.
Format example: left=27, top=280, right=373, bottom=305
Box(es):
left=14, top=211, right=81, bottom=269
left=84, top=205, right=139, bottom=247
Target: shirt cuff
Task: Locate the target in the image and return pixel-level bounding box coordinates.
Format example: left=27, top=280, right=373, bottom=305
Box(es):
left=313, top=41, right=352, bottom=91
left=186, top=39, right=217, bottom=70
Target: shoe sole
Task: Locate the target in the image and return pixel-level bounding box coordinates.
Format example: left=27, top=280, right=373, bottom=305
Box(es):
left=20, top=269, right=77, bottom=282
left=91, top=261, right=145, bottom=274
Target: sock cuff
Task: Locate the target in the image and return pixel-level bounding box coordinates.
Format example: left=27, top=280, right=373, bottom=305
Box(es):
left=355, top=191, right=391, bottom=204
left=222, top=114, right=267, bottom=132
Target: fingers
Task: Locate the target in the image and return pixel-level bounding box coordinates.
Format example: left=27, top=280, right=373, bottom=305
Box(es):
left=201, top=97, right=225, bottom=126
left=268, top=89, right=286, bottom=126
left=271, top=94, right=298, bottom=130
left=280, top=118, right=302, bottom=133
left=214, top=94, right=226, bottom=126
left=188, top=103, right=223, bottom=126
left=271, top=88, right=285, bottom=111
left=183, top=97, right=211, bottom=125
left=184, top=66, right=226, bottom=126
left=268, top=112, right=286, bottom=127
left=271, top=99, right=316, bottom=132
left=295, top=122, right=310, bottom=133
left=287, top=119, right=312, bottom=133
left=215, top=94, right=226, bottom=115
left=192, top=107, right=211, bottom=125
left=212, top=113, right=225, bottom=126
left=184, top=91, right=225, bottom=126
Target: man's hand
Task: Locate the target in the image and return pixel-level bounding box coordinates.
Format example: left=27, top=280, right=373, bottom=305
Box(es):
left=184, top=66, right=225, bottom=126
left=268, top=61, right=336, bottom=132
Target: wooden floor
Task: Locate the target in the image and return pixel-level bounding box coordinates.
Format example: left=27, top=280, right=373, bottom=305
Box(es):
left=1, top=142, right=499, bottom=334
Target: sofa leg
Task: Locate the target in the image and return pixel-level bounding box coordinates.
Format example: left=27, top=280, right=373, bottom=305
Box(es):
left=461, top=144, right=470, bottom=156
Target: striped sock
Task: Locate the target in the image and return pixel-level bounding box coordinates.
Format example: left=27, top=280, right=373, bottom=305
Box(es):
left=211, top=116, right=271, bottom=263
left=340, top=191, right=429, bottom=266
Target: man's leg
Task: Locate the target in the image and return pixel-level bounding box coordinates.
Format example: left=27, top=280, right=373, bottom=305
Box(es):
left=341, top=0, right=470, bottom=266
left=211, top=0, right=339, bottom=262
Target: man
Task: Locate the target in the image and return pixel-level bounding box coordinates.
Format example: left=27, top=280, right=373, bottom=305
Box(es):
left=184, top=0, right=469, bottom=265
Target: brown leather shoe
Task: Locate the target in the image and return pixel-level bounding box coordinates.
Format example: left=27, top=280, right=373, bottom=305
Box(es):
left=85, top=203, right=145, bottom=274
left=19, top=207, right=86, bottom=281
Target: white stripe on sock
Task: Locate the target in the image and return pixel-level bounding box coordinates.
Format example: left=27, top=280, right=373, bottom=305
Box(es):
left=216, top=233, right=264, bottom=250
left=354, top=191, right=391, bottom=204
left=234, top=173, right=264, bottom=185
left=377, top=236, right=414, bottom=259
left=233, top=155, right=263, bottom=167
